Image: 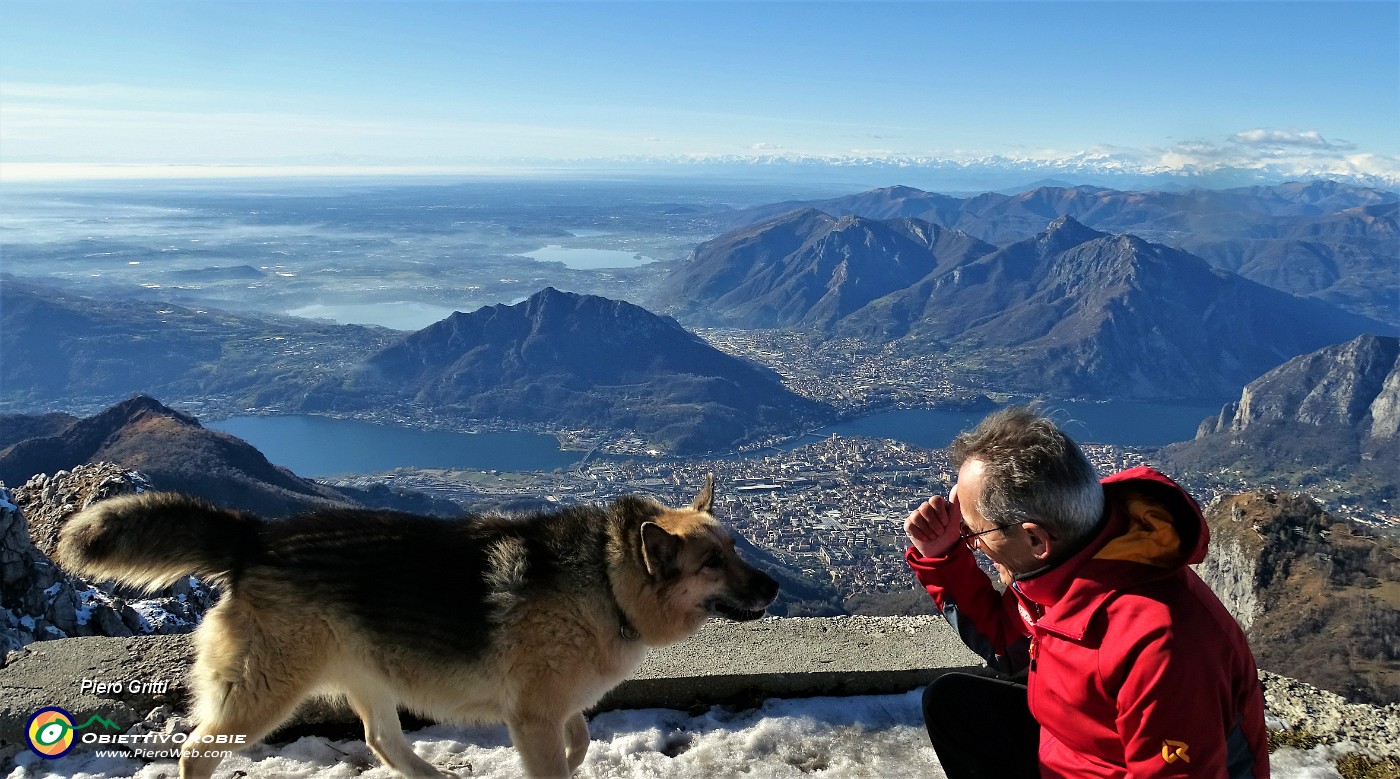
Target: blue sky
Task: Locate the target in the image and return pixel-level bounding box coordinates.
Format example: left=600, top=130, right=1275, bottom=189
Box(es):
left=2, top=1, right=1397, bottom=183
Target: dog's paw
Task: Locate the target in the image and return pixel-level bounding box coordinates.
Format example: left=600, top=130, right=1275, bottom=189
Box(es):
left=434, top=765, right=472, bottom=779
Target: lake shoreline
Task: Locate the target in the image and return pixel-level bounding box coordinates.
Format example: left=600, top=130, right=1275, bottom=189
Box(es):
left=208, top=398, right=1221, bottom=478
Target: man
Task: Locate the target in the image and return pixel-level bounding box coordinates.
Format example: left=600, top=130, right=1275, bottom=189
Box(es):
left=905, top=405, right=1268, bottom=778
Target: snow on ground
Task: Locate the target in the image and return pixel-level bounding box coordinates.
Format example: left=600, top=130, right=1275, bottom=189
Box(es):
left=7, top=691, right=1348, bottom=779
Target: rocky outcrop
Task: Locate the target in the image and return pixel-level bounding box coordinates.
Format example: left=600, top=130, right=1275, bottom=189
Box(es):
left=1194, top=530, right=1261, bottom=631
left=1165, top=335, right=1399, bottom=503
left=1262, top=671, right=1400, bottom=758
left=0, top=464, right=215, bottom=658
left=1196, top=491, right=1400, bottom=705
left=0, top=395, right=357, bottom=518
left=1368, top=360, right=1400, bottom=440
left=1197, top=334, right=1399, bottom=445
left=12, top=463, right=153, bottom=558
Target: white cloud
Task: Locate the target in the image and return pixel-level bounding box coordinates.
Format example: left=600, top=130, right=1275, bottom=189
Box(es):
left=1338, top=152, right=1400, bottom=182
left=1229, top=128, right=1354, bottom=151
left=638, top=136, right=1400, bottom=188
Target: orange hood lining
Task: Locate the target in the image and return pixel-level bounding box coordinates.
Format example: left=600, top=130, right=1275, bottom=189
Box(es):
left=1094, top=490, right=1185, bottom=568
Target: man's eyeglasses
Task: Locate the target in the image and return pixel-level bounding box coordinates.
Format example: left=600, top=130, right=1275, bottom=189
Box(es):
left=958, top=522, right=1012, bottom=551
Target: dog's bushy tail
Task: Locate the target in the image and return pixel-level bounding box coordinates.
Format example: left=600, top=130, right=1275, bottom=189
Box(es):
left=56, top=492, right=262, bottom=591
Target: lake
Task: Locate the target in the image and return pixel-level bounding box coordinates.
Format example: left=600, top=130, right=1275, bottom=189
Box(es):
left=209, top=415, right=583, bottom=477
left=521, top=245, right=656, bottom=269
left=209, top=400, right=1219, bottom=477
left=286, top=301, right=461, bottom=331
left=799, top=401, right=1219, bottom=450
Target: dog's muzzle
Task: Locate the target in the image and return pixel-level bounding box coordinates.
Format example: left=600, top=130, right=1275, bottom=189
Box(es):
left=712, top=601, right=769, bottom=621
left=709, top=566, right=780, bottom=621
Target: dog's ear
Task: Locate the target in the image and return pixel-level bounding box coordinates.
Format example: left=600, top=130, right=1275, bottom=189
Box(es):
left=640, top=521, right=681, bottom=579
left=691, top=473, right=715, bottom=514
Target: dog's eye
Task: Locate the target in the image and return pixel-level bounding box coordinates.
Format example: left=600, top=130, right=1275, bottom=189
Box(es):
left=702, top=552, right=723, bottom=569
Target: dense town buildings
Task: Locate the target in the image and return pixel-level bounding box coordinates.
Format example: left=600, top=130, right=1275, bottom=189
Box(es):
left=337, top=436, right=1162, bottom=598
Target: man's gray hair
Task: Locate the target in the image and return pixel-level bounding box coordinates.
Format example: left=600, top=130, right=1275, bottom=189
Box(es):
left=949, top=404, right=1104, bottom=545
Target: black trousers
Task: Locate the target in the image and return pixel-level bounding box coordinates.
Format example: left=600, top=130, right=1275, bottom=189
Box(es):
left=922, top=672, right=1041, bottom=779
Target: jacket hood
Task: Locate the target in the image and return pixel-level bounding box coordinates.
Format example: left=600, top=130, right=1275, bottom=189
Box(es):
left=1099, top=465, right=1209, bottom=566
left=1015, top=466, right=1209, bottom=640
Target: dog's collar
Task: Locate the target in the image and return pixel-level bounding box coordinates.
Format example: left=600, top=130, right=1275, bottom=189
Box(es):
left=617, top=611, right=640, bottom=642
left=608, top=566, right=640, bottom=641
left=602, top=535, right=641, bottom=642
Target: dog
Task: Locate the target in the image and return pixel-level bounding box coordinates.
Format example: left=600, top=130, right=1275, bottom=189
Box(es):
left=56, top=475, right=778, bottom=778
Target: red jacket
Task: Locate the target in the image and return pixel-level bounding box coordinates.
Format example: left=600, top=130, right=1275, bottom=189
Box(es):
left=907, top=466, right=1269, bottom=778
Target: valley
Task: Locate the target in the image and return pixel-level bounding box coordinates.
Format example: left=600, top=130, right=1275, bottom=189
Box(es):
left=0, top=178, right=830, bottom=327
left=4, top=175, right=1397, bottom=528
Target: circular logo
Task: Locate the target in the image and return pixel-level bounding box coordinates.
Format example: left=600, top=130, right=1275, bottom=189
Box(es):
left=26, top=707, right=77, bottom=759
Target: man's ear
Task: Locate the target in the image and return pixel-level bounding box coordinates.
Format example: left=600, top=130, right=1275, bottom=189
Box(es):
left=641, top=521, right=681, bottom=578
left=1022, top=522, right=1056, bottom=562
left=691, top=473, right=715, bottom=514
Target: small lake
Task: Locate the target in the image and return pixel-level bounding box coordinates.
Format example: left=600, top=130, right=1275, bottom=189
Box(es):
left=286, top=301, right=458, bottom=331
left=209, top=400, right=1219, bottom=477
left=209, top=416, right=582, bottom=477
left=521, top=245, right=656, bottom=269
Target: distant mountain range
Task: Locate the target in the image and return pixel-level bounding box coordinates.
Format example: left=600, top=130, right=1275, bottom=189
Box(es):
left=734, top=181, right=1395, bottom=233
left=331, top=287, right=830, bottom=454
left=589, top=154, right=1400, bottom=192
left=1162, top=334, right=1399, bottom=502
left=720, top=181, right=1398, bottom=325
left=666, top=210, right=1389, bottom=399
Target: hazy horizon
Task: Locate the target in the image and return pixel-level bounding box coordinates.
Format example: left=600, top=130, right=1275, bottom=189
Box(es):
left=2, top=1, right=1397, bottom=188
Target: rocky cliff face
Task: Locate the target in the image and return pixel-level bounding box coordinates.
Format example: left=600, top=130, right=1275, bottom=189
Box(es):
left=1198, top=334, right=1400, bottom=445
left=1166, top=335, right=1399, bottom=505
left=1195, top=530, right=1261, bottom=631
left=1, top=463, right=214, bottom=658
left=1196, top=491, right=1400, bottom=705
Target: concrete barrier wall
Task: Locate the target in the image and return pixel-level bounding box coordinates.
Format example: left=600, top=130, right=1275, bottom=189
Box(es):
left=602, top=615, right=984, bottom=710
left=0, top=616, right=983, bottom=761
